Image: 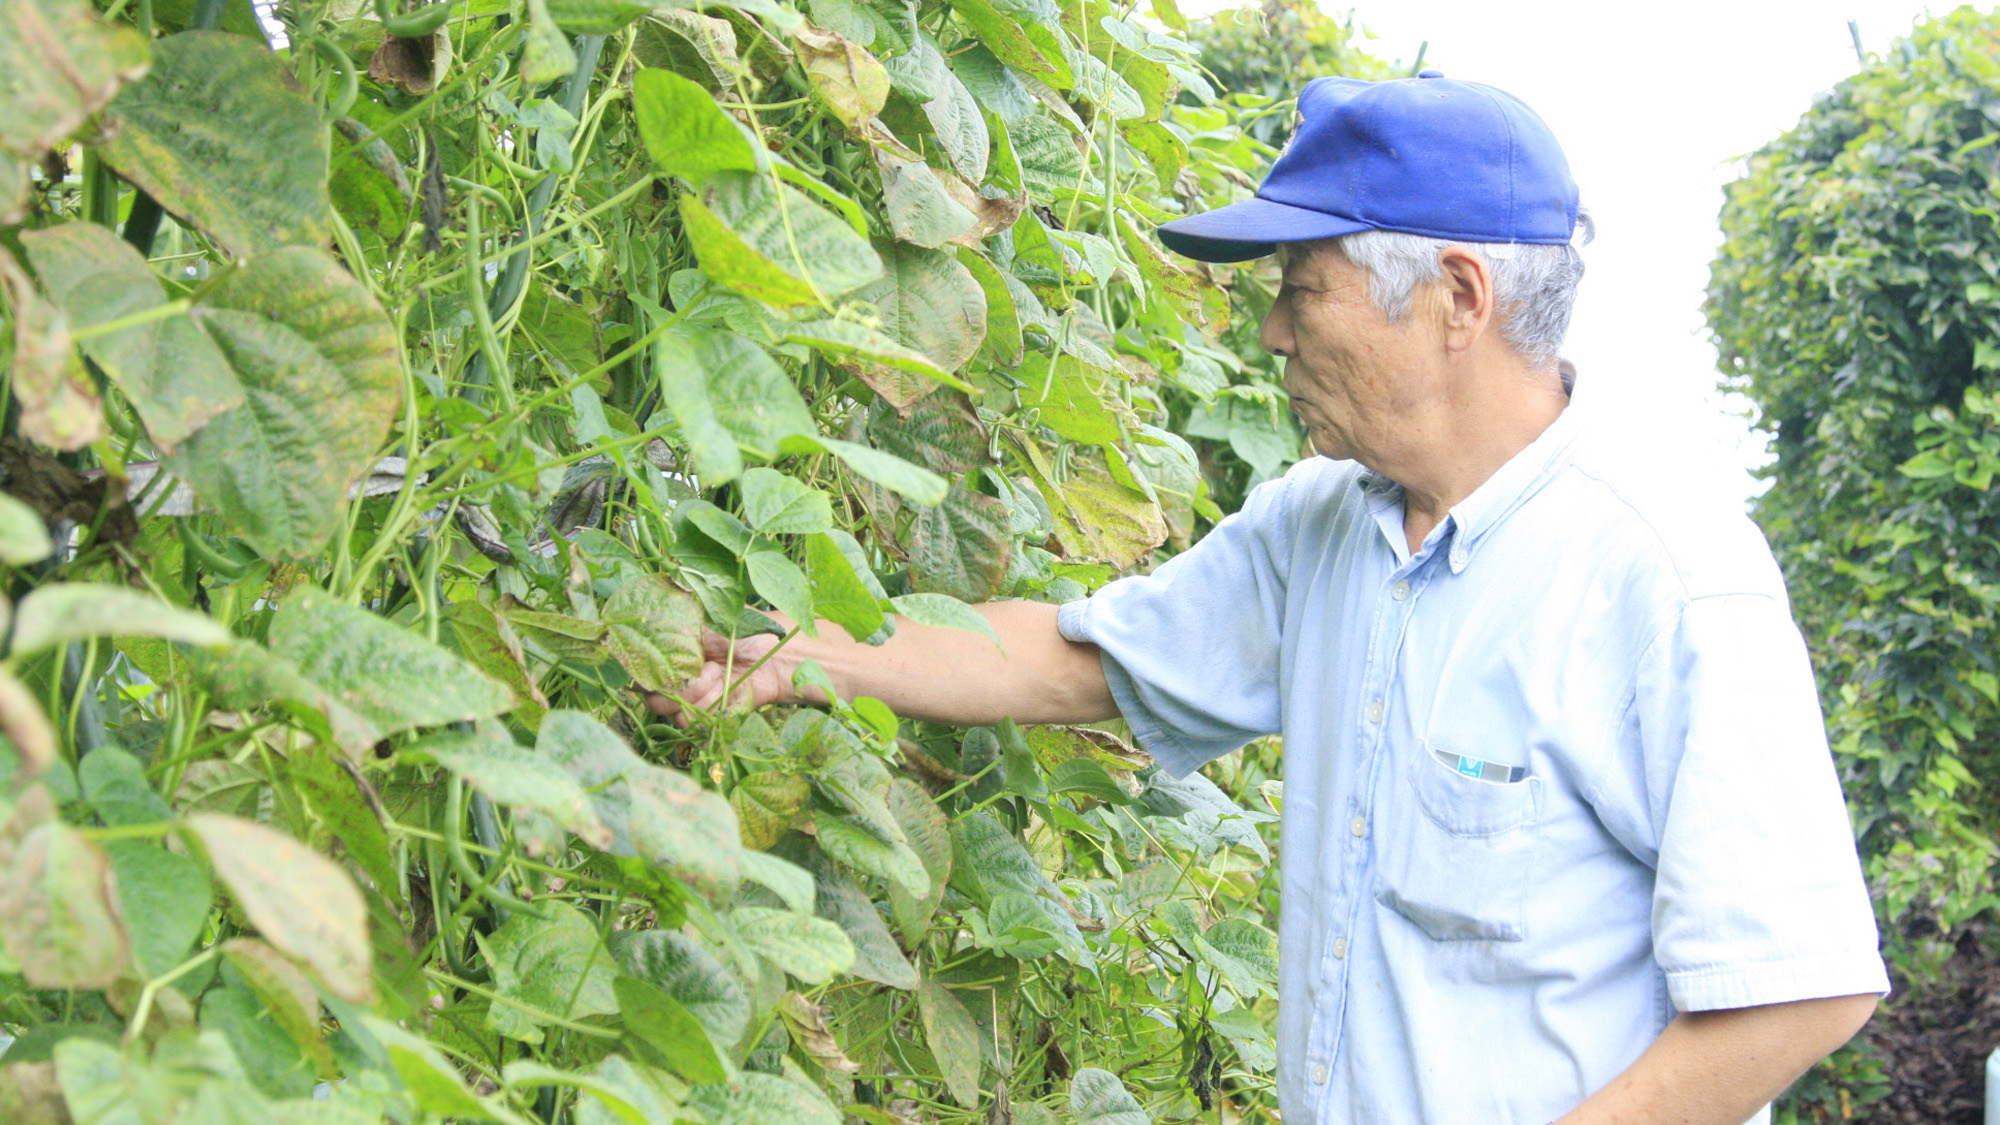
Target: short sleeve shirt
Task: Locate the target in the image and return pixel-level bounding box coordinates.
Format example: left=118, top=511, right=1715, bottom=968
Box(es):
left=1057, top=403, right=1889, bottom=1124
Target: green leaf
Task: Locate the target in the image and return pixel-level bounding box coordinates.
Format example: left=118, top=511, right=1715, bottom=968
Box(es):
left=689, top=1073, right=842, bottom=1125
left=9, top=583, right=229, bottom=658
left=891, top=592, right=1002, bottom=647
left=1016, top=353, right=1122, bottom=445
left=1122, top=121, right=1186, bottom=191
left=887, top=778, right=951, bottom=940
left=653, top=325, right=821, bottom=479
left=907, top=33, right=989, bottom=182
left=442, top=602, right=549, bottom=730
left=570, top=1055, right=683, bottom=1125
left=683, top=171, right=882, bottom=307
left=747, top=550, right=817, bottom=631
left=602, top=573, right=705, bottom=694
left=1012, top=114, right=1088, bottom=198
left=802, top=532, right=888, bottom=642
left=882, top=391, right=990, bottom=466
left=0, top=0, right=150, bottom=223
left=1047, top=756, right=1130, bottom=804
left=613, top=974, right=727, bottom=1083
left=223, top=937, right=336, bottom=1080
left=949, top=810, right=1053, bottom=905
left=794, top=24, right=890, bottom=127
left=814, top=814, right=930, bottom=900
left=850, top=244, right=988, bottom=408
left=611, top=929, right=752, bottom=1048
left=522, top=0, right=579, bottom=82
left=94, top=32, right=331, bottom=254
left=815, top=437, right=950, bottom=504
left=79, top=745, right=171, bottom=828
left=787, top=318, right=976, bottom=399
left=19, top=223, right=243, bottom=450
left=412, top=725, right=612, bottom=851
left=918, top=975, right=982, bottom=1106
left=877, top=153, right=977, bottom=247
left=905, top=485, right=1013, bottom=602
left=359, top=1016, right=522, bottom=1123
left=106, top=840, right=210, bottom=979
left=1197, top=918, right=1278, bottom=998
left=633, top=68, right=758, bottom=185
left=0, top=492, right=52, bottom=566
left=948, top=0, right=1061, bottom=82
left=163, top=247, right=400, bottom=560
left=0, top=809, right=128, bottom=990
left=269, top=587, right=515, bottom=746
left=186, top=639, right=377, bottom=758
left=729, top=904, right=856, bottom=984
left=810, top=861, right=918, bottom=989
left=1070, top=1068, right=1149, bottom=1125
left=186, top=813, right=375, bottom=1004
left=538, top=710, right=744, bottom=896
left=957, top=249, right=1024, bottom=365
left=480, top=902, right=621, bottom=1044
left=986, top=891, right=1089, bottom=963
left=740, top=848, right=816, bottom=914
left=740, top=468, right=835, bottom=535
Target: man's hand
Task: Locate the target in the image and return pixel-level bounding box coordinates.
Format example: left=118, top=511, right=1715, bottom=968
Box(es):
left=1557, top=992, right=1879, bottom=1125
left=645, top=628, right=796, bottom=724
left=644, top=601, right=1117, bottom=729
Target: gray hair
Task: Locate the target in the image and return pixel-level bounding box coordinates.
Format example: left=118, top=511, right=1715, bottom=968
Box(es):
left=1330, top=210, right=1593, bottom=365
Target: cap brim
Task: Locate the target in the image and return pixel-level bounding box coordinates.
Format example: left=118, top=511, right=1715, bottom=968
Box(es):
left=1156, top=197, right=1372, bottom=262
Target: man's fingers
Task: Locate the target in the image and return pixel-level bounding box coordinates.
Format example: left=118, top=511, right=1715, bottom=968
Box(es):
left=699, top=627, right=734, bottom=660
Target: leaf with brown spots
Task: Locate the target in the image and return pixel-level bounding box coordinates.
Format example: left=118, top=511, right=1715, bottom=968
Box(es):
left=186, top=813, right=376, bottom=1004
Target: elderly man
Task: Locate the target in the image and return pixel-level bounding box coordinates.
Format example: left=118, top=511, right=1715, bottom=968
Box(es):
left=659, top=74, right=1888, bottom=1123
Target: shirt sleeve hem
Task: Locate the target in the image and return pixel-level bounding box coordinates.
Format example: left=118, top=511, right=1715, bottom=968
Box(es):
left=1058, top=599, right=1243, bottom=779
left=1665, top=953, right=1892, bottom=1012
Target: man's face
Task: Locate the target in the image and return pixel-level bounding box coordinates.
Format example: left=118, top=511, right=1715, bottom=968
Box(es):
left=1258, top=242, right=1444, bottom=466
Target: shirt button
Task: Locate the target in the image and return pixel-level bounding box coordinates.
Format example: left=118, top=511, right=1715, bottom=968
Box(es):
left=1331, top=937, right=1348, bottom=960
left=1350, top=815, right=1367, bottom=838
left=1450, top=549, right=1468, bottom=571
left=1311, top=1063, right=1329, bottom=1085
left=1366, top=701, right=1384, bottom=723
left=1390, top=580, right=1411, bottom=601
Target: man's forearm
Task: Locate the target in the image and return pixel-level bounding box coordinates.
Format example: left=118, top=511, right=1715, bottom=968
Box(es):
left=1557, top=993, right=1878, bottom=1125
left=778, top=601, right=1118, bottom=727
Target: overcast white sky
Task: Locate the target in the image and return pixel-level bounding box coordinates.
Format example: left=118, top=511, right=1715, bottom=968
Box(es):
left=1180, top=0, right=1946, bottom=501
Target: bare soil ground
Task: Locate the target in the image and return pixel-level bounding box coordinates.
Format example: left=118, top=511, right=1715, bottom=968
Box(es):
left=1855, top=924, right=2000, bottom=1124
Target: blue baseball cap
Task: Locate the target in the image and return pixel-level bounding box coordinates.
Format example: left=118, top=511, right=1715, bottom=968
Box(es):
left=1157, top=72, right=1580, bottom=262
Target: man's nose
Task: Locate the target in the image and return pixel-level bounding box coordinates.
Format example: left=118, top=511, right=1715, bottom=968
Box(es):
left=1259, top=300, right=1294, bottom=358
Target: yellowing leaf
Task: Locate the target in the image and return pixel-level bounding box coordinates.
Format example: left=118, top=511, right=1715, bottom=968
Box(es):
left=95, top=32, right=331, bottom=254
left=0, top=249, right=104, bottom=452
left=0, top=792, right=128, bottom=990
left=794, top=24, right=889, bottom=128
left=0, top=0, right=150, bottom=223
left=187, top=813, right=375, bottom=1004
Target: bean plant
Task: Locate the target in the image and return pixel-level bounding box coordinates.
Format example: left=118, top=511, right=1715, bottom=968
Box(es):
left=0, top=0, right=1370, bottom=1120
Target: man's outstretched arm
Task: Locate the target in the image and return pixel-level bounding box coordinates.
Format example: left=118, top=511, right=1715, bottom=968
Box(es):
left=646, top=601, right=1117, bottom=728
left=1558, top=992, right=1878, bottom=1125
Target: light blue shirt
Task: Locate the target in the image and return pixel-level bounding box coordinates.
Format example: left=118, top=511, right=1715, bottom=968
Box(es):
left=1058, top=403, right=1888, bottom=1124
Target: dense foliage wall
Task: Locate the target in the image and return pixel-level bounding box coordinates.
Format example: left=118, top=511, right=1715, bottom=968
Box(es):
left=1710, top=6, right=2000, bottom=951
left=1708, top=8, right=2000, bottom=1115
left=0, top=0, right=1372, bottom=1120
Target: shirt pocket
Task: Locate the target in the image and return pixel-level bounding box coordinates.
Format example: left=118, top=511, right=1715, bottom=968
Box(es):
left=1373, top=742, right=1544, bottom=942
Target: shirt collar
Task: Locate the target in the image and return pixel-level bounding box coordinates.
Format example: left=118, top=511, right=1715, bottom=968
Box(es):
left=1348, top=396, right=1588, bottom=574
left=1442, top=398, right=1587, bottom=569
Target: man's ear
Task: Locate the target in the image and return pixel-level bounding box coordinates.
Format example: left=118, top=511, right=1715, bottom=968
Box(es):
left=1435, top=245, right=1496, bottom=353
